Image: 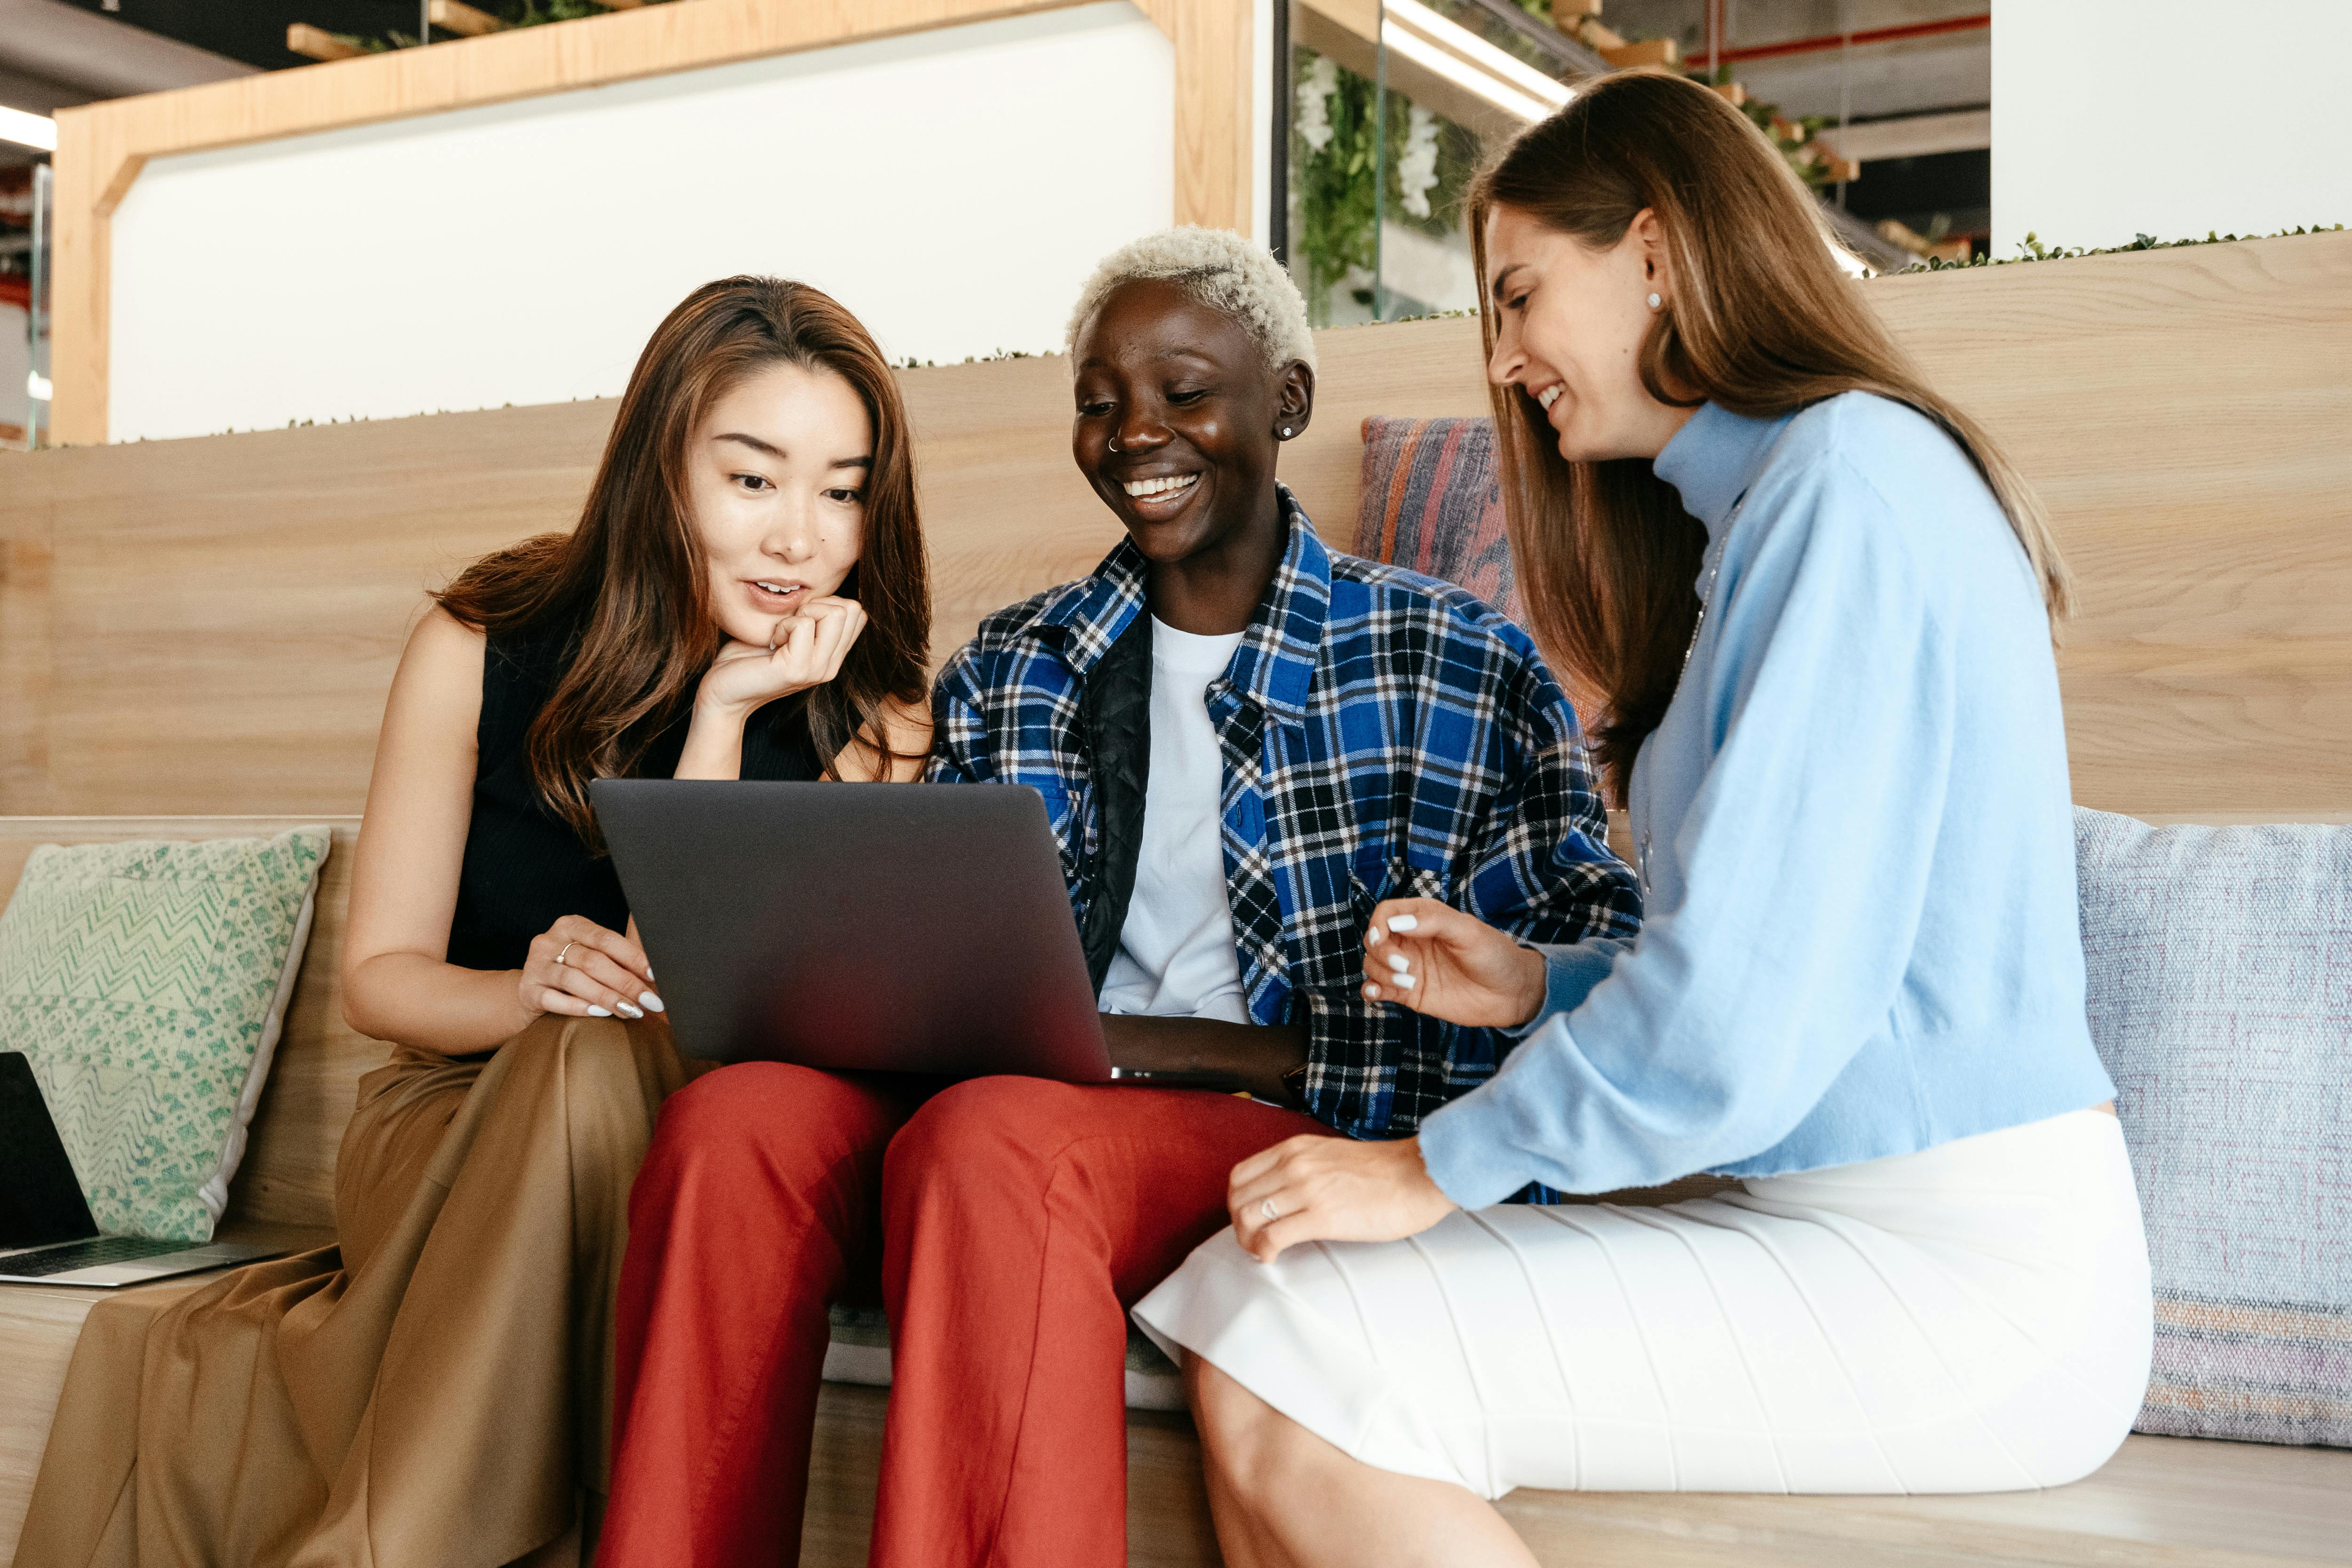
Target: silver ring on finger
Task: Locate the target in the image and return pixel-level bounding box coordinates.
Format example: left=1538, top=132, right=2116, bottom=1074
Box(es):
left=555, top=940, right=576, bottom=967
left=1260, top=1197, right=1279, bottom=1222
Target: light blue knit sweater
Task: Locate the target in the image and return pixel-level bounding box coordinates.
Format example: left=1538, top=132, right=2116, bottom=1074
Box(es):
left=1417, top=394, right=2116, bottom=1206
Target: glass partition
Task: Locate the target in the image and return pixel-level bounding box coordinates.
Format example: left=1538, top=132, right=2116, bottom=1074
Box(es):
left=27, top=162, right=48, bottom=450
left=1281, top=0, right=1589, bottom=326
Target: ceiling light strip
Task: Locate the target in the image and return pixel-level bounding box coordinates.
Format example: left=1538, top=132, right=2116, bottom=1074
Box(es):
left=1382, top=24, right=1556, bottom=123
left=0, top=104, right=58, bottom=154
left=1385, top=0, right=1574, bottom=110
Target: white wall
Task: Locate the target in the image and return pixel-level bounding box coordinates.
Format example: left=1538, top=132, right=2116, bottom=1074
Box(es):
left=1994, top=0, right=2352, bottom=255
left=109, top=2, right=1173, bottom=443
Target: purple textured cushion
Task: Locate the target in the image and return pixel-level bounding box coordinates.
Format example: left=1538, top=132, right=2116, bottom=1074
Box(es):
left=1355, top=416, right=1523, bottom=624
left=2075, top=807, right=2352, bottom=1447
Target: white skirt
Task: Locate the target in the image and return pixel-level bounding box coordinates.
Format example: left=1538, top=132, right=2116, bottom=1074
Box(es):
left=1133, top=1109, right=2151, bottom=1499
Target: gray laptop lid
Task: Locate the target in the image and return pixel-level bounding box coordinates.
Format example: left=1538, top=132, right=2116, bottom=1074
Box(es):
left=591, top=780, right=1111, bottom=1082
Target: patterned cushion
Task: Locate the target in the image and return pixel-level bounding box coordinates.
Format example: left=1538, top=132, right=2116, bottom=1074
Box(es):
left=0, top=828, right=330, bottom=1241
left=1354, top=416, right=1524, bottom=624
left=2075, top=807, right=2352, bottom=1447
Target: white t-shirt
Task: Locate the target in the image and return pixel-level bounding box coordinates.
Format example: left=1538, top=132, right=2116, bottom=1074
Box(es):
left=1099, top=617, right=1252, bottom=1024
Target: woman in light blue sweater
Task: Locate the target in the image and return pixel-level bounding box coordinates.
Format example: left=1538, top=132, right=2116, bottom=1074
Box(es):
left=1133, top=71, right=2152, bottom=1567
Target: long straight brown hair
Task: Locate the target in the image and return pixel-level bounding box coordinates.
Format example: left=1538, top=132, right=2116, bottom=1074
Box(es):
left=1470, top=70, right=2067, bottom=803
left=436, top=276, right=931, bottom=844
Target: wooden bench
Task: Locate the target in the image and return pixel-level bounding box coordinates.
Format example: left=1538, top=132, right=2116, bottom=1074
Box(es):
left=4, top=231, right=2351, bottom=1565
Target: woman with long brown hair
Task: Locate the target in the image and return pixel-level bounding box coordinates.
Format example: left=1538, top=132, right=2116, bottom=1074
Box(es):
left=1129, top=73, right=2151, bottom=1565
left=16, top=276, right=930, bottom=1568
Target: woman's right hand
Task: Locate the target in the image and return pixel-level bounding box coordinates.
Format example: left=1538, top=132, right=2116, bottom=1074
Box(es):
left=1360, top=898, right=1548, bottom=1030
left=521, top=915, right=664, bottom=1022
left=695, top=596, right=868, bottom=719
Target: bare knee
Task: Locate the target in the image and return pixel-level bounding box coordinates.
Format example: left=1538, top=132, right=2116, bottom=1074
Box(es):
left=1186, top=1351, right=1313, bottom=1510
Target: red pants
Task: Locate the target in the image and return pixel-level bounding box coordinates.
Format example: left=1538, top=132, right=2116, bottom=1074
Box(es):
left=596, top=1067, right=1320, bottom=1568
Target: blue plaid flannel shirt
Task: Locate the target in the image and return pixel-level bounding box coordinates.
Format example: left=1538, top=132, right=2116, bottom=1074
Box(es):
left=929, top=488, right=1642, bottom=1139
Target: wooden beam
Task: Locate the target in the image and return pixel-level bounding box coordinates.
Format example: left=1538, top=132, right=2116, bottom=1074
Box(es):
left=426, top=0, right=508, bottom=38
left=1560, top=15, right=1625, bottom=49
left=286, top=24, right=364, bottom=63
left=1171, top=0, right=1253, bottom=233
left=1597, top=37, right=1678, bottom=68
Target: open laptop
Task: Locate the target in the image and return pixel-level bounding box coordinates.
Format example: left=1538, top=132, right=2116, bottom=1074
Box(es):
left=0, top=1052, right=285, bottom=1287
left=592, top=780, right=1232, bottom=1088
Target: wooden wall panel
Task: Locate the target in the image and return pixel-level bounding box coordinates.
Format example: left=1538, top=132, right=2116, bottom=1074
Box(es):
left=0, top=466, right=58, bottom=816
left=1867, top=234, right=2352, bottom=818
left=3, top=231, right=2348, bottom=822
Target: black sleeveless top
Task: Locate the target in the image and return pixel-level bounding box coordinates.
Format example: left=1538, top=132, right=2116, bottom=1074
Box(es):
left=445, top=620, right=825, bottom=971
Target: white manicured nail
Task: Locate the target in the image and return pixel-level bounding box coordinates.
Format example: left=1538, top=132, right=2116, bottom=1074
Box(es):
left=587, top=1006, right=613, bottom=1018
left=639, top=991, right=666, bottom=1013
left=1395, top=973, right=1417, bottom=988
left=1387, top=914, right=1419, bottom=933
left=1387, top=953, right=1410, bottom=973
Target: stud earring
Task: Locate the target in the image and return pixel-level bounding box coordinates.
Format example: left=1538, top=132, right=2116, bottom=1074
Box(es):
left=1280, top=426, right=1293, bottom=438
left=1647, top=292, right=1663, bottom=310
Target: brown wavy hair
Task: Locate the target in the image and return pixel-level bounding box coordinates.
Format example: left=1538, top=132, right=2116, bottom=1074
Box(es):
left=1470, top=70, right=2068, bottom=803
left=435, top=276, right=931, bottom=843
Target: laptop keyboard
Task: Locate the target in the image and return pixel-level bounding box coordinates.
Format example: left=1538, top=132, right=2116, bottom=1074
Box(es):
left=1, top=1235, right=195, bottom=1277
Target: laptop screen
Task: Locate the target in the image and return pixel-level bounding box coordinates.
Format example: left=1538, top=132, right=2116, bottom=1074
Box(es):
left=0, top=1052, right=102, bottom=1249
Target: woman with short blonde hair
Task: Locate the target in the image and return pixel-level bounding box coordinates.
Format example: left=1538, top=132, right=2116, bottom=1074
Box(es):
left=1135, top=72, right=2150, bottom=1568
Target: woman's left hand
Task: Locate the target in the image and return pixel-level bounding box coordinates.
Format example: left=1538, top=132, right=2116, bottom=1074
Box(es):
left=1228, top=1134, right=1459, bottom=1263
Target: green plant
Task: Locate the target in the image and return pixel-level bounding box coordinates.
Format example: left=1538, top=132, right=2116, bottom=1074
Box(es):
left=499, top=0, right=621, bottom=23
left=1913, top=223, right=2344, bottom=271
left=1289, top=49, right=1483, bottom=324
left=1684, top=66, right=1843, bottom=190
left=1290, top=53, right=1381, bottom=323
left=333, top=0, right=660, bottom=52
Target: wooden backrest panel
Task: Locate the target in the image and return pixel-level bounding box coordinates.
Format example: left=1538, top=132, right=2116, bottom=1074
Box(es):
left=0, top=818, right=369, bottom=1231
left=2, top=231, right=2347, bottom=820
left=1867, top=236, right=2352, bottom=818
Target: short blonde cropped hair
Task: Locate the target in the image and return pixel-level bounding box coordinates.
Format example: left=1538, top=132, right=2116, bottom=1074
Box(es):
left=1065, top=226, right=1318, bottom=373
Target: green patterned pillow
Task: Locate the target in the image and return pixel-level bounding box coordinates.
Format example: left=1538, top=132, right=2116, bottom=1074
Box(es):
left=0, top=828, right=330, bottom=1241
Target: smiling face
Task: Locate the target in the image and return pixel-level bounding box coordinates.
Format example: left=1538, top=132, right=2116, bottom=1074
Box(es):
left=1483, top=203, right=1693, bottom=463
left=684, top=360, right=872, bottom=647
left=1070, top=278, right=1311, bottom=574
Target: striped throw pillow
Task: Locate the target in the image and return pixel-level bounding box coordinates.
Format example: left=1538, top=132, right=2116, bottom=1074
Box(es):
left=1353, top=416, right=1524, bottom=624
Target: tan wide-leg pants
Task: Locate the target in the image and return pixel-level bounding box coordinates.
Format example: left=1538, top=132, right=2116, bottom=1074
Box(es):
left=15, top=1015, right=689, bottom=1568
